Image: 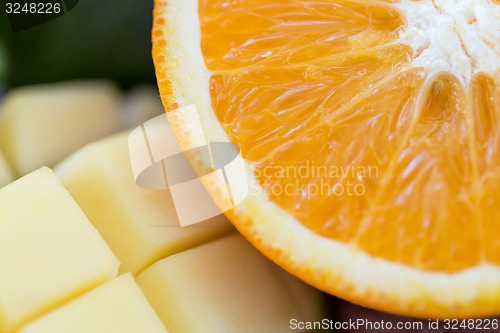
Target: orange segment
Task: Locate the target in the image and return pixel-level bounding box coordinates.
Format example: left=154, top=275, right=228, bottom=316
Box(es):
left=200, top=0, right=405, bottom=70
left=210, top=44, right=413, bottom=159
left=253, top=68, right=425, bottom=242
left=203, top=1, right=481, bottom=273
left=472, top=74, right=500, bottom=264
left=357, top=74, right=479, bottom=272
left=153, top=0, right=500, bottom=318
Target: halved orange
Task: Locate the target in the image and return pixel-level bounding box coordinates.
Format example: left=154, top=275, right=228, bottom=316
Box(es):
left=152, top=0, right=500, bottom=318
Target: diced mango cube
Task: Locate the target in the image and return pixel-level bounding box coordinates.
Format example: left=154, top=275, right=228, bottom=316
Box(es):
left=0, top=81, right=121, bottom=176
left=0, top=167, right=120, bottom=332
left=122, top=85, right=165, bottom=128
left=136, top=234, right=324, bottom=333
left=19, top=274, right=168, bottom=333
left=55, top=131, right=233, bottom=274
left=0, top=149, right=13, bottom=188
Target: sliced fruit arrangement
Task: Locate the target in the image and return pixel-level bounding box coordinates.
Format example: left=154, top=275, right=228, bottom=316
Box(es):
left=152, top=0, right=500, bottom=318
left=0, top=82, right=325, bottom=332
left=55, top=131, right=233, bottom=274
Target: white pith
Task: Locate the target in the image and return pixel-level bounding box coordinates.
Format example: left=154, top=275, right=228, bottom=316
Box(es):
left=393, top=0, right=500, bottom=82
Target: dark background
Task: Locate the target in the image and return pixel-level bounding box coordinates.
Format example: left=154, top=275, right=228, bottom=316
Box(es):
left=0, top=0, right=156, bottom=89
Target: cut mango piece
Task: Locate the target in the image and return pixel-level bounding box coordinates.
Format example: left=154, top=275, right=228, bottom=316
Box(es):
left=0, top=81, right=121, bottom=176
left=122, top=85, right=165, bottom=128
left=136, top=234, right=324, bottom=333
left=55, top=131, right=233, bottom=274
left=0, top=149, right=13, bottom=188
left=0, top=167, right=120, bottom=332
left=19, top=274, right=168, bottom=333
left=277, top=269, right=326, bottom=323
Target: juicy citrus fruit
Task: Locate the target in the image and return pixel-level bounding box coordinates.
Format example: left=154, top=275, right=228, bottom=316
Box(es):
left=152, top=0, right=500, bottom=318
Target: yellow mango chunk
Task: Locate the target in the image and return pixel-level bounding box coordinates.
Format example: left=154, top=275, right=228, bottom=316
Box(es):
left=19, top=274, right=168, bottom=333
left=0, top=81, right=121, bottom=176
left=0, top=149, right=13, bottom=188
left=136, top=234, right=324, bottom=333
left=122, top=85, right=165, bottom=128
left=0, top=167, right=120, bottom=332
left=55, top=131, right=233, bottom=274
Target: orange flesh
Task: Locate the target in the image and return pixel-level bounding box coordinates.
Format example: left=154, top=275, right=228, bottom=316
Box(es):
left=199, top=0, right=500, bottom=272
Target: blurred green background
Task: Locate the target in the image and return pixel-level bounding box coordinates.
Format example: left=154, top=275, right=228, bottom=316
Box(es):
left=0, top=0, right=156, bottom=89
